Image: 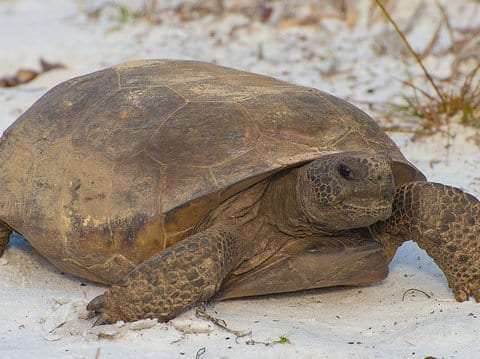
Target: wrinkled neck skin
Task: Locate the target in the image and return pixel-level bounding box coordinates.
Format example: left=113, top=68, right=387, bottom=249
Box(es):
left=262, top=168, right=336, bottom=237
left=360, top=190, right=410, bottom=263
left=364, top=221, right=404, bottom=263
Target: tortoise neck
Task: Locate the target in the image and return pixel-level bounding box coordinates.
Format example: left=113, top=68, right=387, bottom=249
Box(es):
left=263, top=167, right=332, bottom=237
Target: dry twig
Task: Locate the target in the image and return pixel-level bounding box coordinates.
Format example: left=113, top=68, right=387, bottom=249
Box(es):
left=195, top=306, right=251, bottom=338
left=402, top=288, right=432, bottom=301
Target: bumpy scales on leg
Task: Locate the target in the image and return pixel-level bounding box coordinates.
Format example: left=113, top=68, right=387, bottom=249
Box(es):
left=87, top=226, right=248, bottom=325
left=372, top=182, right=480, bottom=302
left=0, top=222, right=12, bottom=257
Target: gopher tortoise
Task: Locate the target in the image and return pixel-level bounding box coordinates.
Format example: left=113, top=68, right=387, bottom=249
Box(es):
left=0, top=60, right=479, bottom=325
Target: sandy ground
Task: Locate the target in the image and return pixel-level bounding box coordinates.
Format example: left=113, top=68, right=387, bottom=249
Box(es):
left=1, top=0, right=480, bottom=358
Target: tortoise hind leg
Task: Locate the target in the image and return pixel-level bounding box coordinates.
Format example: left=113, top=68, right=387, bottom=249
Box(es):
left=87, top=226, right=250, bottom=325
left=0, top=222, right=12, bottom=257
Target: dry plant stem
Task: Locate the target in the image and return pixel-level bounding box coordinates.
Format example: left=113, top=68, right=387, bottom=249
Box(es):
left=374, top=0, right=446, bottom=103
left=435, top=0, right=456, bottom=54
left=420, top=19, right=443, bottom=59
left=402, top=288, right=432, bottom=301
left=195, top=307, right=251, bottom=338
left=195, top=347, right=206, bottom=359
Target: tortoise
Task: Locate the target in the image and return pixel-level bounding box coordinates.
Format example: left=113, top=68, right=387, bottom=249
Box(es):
left=0, top=60, right=479, bottom=326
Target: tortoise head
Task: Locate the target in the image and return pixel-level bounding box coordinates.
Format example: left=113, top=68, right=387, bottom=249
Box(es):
left=297, top=151, right=395, bottom=231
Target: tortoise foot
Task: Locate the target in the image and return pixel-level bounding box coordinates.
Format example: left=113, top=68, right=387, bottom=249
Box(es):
left=86, top=276, right=178, bottom=325
left=374, top=182, right=480, bottom=303
left=452, top=281, right=480, bottom=303
left=87, top=294, right=113, bottom=326
left=87, top=227, right=242, bottom=324
left=442, top=240, right=480, bottom=302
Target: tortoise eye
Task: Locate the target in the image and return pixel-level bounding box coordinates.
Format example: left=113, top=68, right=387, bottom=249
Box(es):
left=338, top=164, right=354, bottom=180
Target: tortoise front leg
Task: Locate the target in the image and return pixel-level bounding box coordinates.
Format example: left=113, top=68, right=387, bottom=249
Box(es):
left=87, top=227, right=247, bottom=325
left=0, top=222, right=12, bottom=257
left=373, top=182, right=480, bottom=302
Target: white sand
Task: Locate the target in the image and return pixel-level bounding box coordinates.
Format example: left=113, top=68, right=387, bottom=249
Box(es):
left=1, top=1, right=479, bottom=357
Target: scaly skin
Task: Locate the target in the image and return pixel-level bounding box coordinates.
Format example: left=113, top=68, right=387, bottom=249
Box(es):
left=87, top=226, right=248, bottom=325
left=87, top=158, right=480, bottom=325
left=373, top=182, right=480, bottom=302
left=0, top=222, right=11, bottom=257
left=87, top=153, right=395, bottom=325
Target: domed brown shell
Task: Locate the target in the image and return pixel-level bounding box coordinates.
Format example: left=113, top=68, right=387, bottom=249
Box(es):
left=0, top=60, right=425, bottom=283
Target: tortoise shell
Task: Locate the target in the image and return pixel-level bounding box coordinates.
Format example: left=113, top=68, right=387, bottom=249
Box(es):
left=0, top=60, right=424, bottom=283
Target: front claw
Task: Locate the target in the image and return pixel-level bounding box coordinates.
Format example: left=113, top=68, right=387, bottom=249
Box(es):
left=87, top=294, right=107, bottom=313
left=473, top=289, right=480, bottom=303
left=87, top=291, right=124, bottom=325
left=435, top=247, right=480, bottom=303
left=451, top=280, right=480, bottom=303
left=87, top=294, right=115, bottom=326
left=93, top=313, right=112, bottom=327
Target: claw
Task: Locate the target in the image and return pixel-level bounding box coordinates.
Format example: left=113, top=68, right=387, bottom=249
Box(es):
left=453, top=287, right=469, bottom=302
left=88, top=294, right=112, bottom=326
left=93, top=314, right=111, bottom=327
left=473, top=288, right=480, bottom=303
left=87, top=294, right=107, bottom=312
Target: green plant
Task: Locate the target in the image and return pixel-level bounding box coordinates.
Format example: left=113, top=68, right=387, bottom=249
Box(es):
left=274, top=335, right=291, bottom=344
left=87, top=0, right=161, bottom=27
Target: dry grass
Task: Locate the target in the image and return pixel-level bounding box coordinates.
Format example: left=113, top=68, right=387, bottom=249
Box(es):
left=85, top=0, right=356, bottom=27
left=86, top=0, right=480, bottom=134
left=86, top=0, right=162, bottom=25
left=374, top=0, right=480, bottom=134
left=400, top=64, right=480, bottom=132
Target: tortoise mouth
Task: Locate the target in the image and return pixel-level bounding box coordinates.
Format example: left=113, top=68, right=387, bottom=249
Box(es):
left=342, top=197, right=392, bottom=209
left=341, top=198, right=393, bottom=226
